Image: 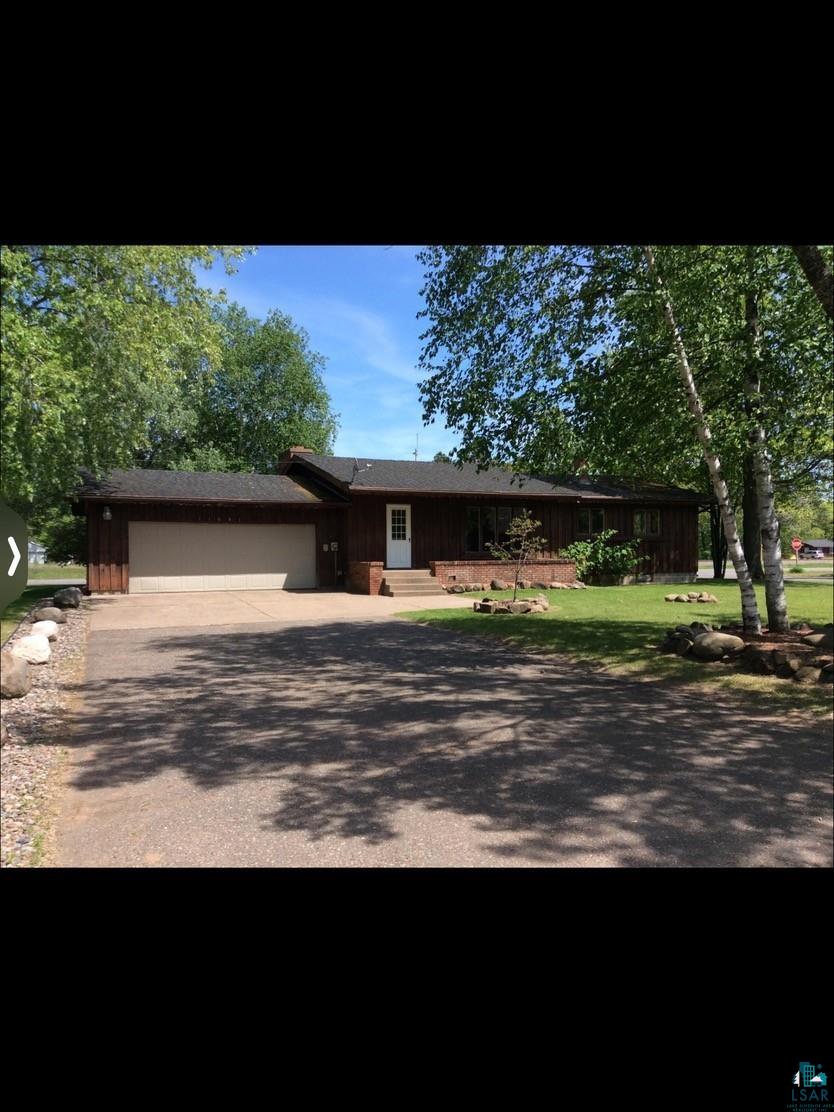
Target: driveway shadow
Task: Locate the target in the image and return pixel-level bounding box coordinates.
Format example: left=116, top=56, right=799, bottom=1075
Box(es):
left=64, top=619, right=833, bottom=866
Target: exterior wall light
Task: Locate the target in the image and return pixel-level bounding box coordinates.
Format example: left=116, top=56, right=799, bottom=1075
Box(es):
left=102, top=506, right=112, bottom=521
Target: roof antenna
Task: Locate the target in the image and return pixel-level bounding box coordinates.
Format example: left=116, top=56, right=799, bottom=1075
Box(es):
left=352, top=458, right=373, bottom=478
left=413, top=434, right=419, bottom=462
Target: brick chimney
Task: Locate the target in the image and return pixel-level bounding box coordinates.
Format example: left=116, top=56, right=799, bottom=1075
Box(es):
left=280, top=445, right=315, bottom=462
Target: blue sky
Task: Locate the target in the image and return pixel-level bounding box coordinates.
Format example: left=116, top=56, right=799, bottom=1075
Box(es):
left=201, top=246, right=457, bottom=461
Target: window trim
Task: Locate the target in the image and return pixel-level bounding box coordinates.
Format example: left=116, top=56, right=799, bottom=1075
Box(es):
left=633, top=509, right=661, bottom=537
left=576, top=507, right=605, bottom=538
left=464, top=504, right=527, bottom=554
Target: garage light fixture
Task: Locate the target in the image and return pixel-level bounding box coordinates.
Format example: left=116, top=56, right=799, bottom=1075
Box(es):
left=102, top=506, right=112, bottom=521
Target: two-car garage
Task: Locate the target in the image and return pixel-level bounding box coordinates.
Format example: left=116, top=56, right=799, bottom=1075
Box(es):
left=128, top=522, right=317, bottom=593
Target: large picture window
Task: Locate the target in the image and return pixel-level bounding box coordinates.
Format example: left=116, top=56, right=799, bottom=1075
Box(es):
left=465, top=506, right=524, bottom=552
left=577, top=508, right=604, bottom=537
left=633, top=509, right=661, bottom=536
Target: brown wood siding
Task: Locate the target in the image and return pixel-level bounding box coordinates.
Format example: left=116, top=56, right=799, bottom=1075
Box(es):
left=344, top=493, right=698, bottom=576
left=87, top=502, right=347, bottom=593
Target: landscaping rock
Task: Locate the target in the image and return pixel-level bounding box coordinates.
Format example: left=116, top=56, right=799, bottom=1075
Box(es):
left=689, top=622, right=713, bottom=634
left=30, top=607, right=67, bottom=624
left=664, top=594, right=678, bottom=602
left=790, top=622, right=813, bottom=634
left=531, top=581, right=550, bottom=590
left=478, top=601, right=498, bottom=614
left=1, top=651, right=31, bottom=698
left=687, top=592, right=700, bottom=599
left=527, top=603, right=546, bottom=614
left=674, top=595, right=690, bottom=602
left=551, top=582, right=569, bottom=589
left=31, top=620, right=59, bottom=642
left=494, top=604, right=511, bottom=614
left=11, top=634, right=51, bottom=665
left=491, top=579, right=508, bottom=591
left=794, top=666, right=822, bottom=685
left=52, top=587, right=83, bottom=609
left=507, top=601, right=532, bottom=614
left=803, top=629, right=834, bottom=650
left=450, top=584, right=466, bottom=593
left=533, top=594, right=549, bottom=611
left=820, top=663, right=833, bottom=684
left=674, top=638, right=692, bottom=656
left=674, top=625, right=696, bottom=640
left=691, top=632, right=745, bottom=660
left=1, top=719, right=8, bottom=746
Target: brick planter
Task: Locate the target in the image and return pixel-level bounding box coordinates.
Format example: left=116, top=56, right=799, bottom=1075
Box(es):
left=347, top=561, right=384, bottom=595
left=429, top=559, right=576, bottom=587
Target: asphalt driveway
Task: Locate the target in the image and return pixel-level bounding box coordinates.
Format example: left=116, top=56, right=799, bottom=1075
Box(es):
left=55, top=615, right=833, bottom=867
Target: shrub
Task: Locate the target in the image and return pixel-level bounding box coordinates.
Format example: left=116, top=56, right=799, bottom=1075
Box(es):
left=788, top=565, right=805, bottom=574
left=560, top=529, right=644, bottom=582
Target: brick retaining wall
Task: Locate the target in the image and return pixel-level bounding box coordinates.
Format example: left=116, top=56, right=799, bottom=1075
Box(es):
left=347, top=561, right=384, bottom=594
left=429, top=559, right=576, bottom=587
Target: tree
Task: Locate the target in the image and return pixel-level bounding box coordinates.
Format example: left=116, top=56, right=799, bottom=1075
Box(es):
left=184, top=303, right=338, bottom=473
left=791, top=245, right=834, bottom=321
left=418, top=245, right=832, bottom=633
left=485, top=509, right=547, bottom=601
left=1, top=244, right=250, bottom=516
left=432, top=451, right=452, bottom=462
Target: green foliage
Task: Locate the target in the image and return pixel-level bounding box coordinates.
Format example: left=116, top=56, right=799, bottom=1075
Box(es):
left=560, top=529, right=644, bottom=582
left=484, top=509, right=547, bottom=600
left=787, top=565, right=805, bottom=574
left=32, top=508, right=86, bottom=563
left=1, top=244, right=251, bottom=515
left=432, top=451, right=452, bottom=462
left=417, top=246, right=833, bottom=496
left=776, top=492, right=833, bottom=555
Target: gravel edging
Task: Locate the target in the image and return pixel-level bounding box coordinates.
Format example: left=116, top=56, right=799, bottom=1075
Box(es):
left=1, top=601, right=89, bottom=868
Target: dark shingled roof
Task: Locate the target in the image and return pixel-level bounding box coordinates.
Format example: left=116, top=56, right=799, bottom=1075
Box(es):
left=77, top=468, right=341, bottom=504
left=293, top=454, right=704, bottom=502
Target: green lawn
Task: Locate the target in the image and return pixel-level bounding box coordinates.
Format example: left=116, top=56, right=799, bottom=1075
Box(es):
left=1, top=586, right=60, bottom=644
left=401, top=581, right=834, bottom=716
left=27, top=563, right=86, bottom=580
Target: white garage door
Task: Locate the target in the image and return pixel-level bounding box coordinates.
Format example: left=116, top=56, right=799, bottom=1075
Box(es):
left=128, top=522, right=316, bottom=593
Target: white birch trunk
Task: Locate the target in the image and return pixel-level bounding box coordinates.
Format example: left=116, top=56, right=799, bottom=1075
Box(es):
left=745, top=283, right=790, bottom=632
left=642, top=247, right=762, bottom=633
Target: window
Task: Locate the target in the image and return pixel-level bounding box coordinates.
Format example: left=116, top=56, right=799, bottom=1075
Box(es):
left=465, top=506, right=526, bottom=552
left=633, top=509, right=660, bottom=536
left=577, top=508, right=604, bottom=537
left=391, top=508, right=407, bottom=540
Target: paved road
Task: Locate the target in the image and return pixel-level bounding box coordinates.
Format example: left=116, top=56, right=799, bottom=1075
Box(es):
left=56, top=617, right=833, bottom=868
left=27, top=578, right=86, bottom=587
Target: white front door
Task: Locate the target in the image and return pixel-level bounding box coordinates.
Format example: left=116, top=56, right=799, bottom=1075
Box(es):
left=386, top=504, right=412, bottom=568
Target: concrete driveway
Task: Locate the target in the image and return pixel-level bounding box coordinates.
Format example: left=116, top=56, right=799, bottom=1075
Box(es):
left=55, top=610, right=832, bottom=867
left=86, top=588, right=474, bottom=631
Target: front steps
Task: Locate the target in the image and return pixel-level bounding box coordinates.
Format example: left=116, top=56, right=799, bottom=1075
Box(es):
left=381, top=568, right=446, bottom=598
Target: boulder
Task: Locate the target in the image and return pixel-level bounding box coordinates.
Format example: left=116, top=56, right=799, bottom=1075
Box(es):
left=533, top=594, right=550, bottom=611
left=491, top=579, right=508, bottom=591
left=790, top=622, right=813, bottom=634
left=517, top=579, right=531, bottom=590
left=1, top=650, right=31, bottom=698
left=687, top=592, right=700, bottom=599
left=674, top=595, right=690, bottom=602
left=494, top=603, right=511, bottom=614
left=31, top=620, right=59, bottom=642
left=674, top=638, right=692, bottom=656
left=507, top=601, right=532, bottom=614
left=691, top=632, right=745, bottom=660
left=689, top=622, right=712, bottom=635
left=11, top=634, right=51, bottom=665
left=820, top=663, right=833, bottom=683
left=450, top=584, right=466, bottom=593
left=803, top=629, right=834, bottom=650
left=527, top=603, right=546, bottom=614
left=794, top=666, right=822, bottom=685
left=574, top=581, right=587, bottom=589
left=674, top=624, right=696, bottom=640
left=551, top=582, right=569, bottom=589
left=52, top=586, right=83, bottom=609
left=30, top=606, right=67, bottom=624
left=531, top=581, right=551, bottom=590
left=0, top=719, right=8, bottom=747
left=478, top=601, right=498, bottom=614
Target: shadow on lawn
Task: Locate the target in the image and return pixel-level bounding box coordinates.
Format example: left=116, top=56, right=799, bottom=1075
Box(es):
left=64, top=618, right=833, bottom=866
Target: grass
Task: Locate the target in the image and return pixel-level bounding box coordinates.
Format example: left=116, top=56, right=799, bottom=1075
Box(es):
left=400, top=581, right=834, bottom=717
left=1, top=586, right=59, bottom=644
left=27, top=563, right=85, bottom=580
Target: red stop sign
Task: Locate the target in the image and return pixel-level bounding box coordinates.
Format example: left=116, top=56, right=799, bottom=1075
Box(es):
left=791, top=538, right=803, bottom=551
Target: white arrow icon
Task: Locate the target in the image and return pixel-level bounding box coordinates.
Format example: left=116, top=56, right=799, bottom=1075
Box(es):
left=7, top=536, right=20, bottom=576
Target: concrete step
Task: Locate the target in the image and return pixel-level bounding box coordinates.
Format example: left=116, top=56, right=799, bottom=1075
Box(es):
left=383, top=588, right=446, bottom=598
left=382, top=569, right=433, bottom=578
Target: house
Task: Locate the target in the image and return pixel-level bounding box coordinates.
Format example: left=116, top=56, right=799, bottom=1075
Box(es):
left=800, top=539, right=833, bottom=557
left=28, top=540, right=47, bottom=565
left=75, top=448, right=705, bottom=594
